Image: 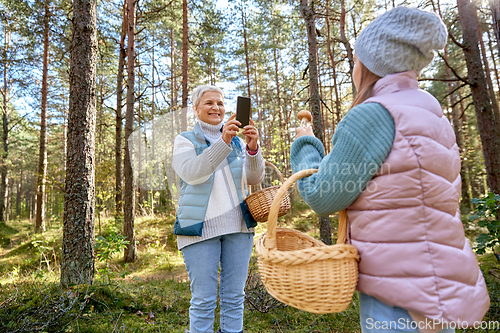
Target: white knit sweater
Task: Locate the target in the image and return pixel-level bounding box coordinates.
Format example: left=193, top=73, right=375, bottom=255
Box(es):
left=173, top=120, right=265, bottom=250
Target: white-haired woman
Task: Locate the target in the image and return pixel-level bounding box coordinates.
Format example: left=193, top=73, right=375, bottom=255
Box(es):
left=172, top=85, right=264, bottom=333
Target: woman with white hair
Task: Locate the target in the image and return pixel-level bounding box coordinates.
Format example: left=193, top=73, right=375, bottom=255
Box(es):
left=172, top=85, right=264, bottom=333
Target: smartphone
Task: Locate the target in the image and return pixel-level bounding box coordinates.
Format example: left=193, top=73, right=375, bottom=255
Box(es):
left=236, top=96, right=251, bottom=128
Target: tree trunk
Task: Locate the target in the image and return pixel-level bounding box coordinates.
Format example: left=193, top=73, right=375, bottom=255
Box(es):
left=490, top=0, right=500, bottom=55
left=150, top=32, right=156, bottom=216
left=16, top=168, right=21, bottom=218
left=300, top=0, right=332, bottom=245
left=445, top=48, right=471, bottom=207
left=475, top=10, right=500, bottom=115
left=0, top=28, right=10, bottom=223
left=325, top=0, right=341, bottom=131
left=123, top=0, right=137, bottom=263
left=486, top=29, right=500, bottom=98
left=340, top=0, right=356, bottom=98
left=36, top=0, right=50, bottom=233
left=272, top=20, right=285, bottom=167
left=457, top=0, right=500, bottom=194
left=459, top=94, right=474, bottom=207
left=181, top=0, right=188, bottom=132
left=242, top=5, right=251, bottom=97
left=436, top=0, right=472, bottom=207
left=115, top=0, right=126, bottom=218
left=60, top=0, right=98, bottom=288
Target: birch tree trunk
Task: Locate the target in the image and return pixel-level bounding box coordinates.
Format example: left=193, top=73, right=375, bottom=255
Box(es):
left=60, top=0, right=97, bottom=287
left=123, top=0, right=137, bottom=263
left=36, top=0, right=50, bottom=233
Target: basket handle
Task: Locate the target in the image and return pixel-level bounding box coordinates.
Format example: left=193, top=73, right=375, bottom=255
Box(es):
left=241, top=161, right=285, bottom=199
left=264, top=168, right=349, bottom=249
left=264, top=161, right=285, bottom=183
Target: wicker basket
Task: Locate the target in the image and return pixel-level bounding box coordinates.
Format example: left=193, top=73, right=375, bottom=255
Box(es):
left=244, top=161, right=290, bottom=222
left=255, top=168, right=359, bottom=314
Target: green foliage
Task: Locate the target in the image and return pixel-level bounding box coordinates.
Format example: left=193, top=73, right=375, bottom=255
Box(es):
left=95, top=232, right=129, bottom=262
left=95, top=231, right=130, bottom=282
left=469, top=193, right=500, bottom=256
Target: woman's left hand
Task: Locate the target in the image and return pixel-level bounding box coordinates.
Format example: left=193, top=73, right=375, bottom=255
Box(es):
left=242, top=119, right=259, bottom=151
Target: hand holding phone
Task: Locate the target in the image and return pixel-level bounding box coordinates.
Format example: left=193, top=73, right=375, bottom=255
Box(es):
left=236, top=96, right=251, bottom=128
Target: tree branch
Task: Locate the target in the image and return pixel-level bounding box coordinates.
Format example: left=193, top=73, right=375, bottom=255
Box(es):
left=437, top=52, right=470, bottom=85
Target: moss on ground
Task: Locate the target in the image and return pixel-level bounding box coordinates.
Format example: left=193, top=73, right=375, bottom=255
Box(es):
left=0, top=209, right=498, bottom=332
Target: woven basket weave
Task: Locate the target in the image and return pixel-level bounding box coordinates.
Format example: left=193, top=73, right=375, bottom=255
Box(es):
left=244, top=162, right=290, bottom=222
left=255, top=168, right=359, bottom=314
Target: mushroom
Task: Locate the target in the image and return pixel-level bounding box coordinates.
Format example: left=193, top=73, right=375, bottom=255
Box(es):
left=298, top=110, right=312, bottom=128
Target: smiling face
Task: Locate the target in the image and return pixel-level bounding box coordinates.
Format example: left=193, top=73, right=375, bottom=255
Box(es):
left=194, top=91, right=226, bottom=125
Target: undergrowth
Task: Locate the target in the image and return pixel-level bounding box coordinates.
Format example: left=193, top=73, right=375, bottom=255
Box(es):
left=0, top=200, right=499, bottom=332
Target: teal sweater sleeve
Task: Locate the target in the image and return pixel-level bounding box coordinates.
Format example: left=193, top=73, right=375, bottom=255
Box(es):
left=290, top=103, right=395, bottom=216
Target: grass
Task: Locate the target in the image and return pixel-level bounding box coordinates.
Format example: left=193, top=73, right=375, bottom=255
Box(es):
left=0, top=206, right=499, bottom=332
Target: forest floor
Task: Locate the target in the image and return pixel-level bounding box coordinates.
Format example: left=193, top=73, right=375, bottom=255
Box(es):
left=0, top=207, right=499, bottom=332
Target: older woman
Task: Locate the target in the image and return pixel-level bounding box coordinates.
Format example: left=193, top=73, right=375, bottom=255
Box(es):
left=172, top=85, right=265, bottom=333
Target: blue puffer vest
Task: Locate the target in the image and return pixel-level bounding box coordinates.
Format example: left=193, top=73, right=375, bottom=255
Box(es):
left=174, top=123, right=257, bottom=236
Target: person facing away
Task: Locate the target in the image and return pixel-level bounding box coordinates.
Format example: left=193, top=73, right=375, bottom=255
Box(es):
left=172, top=85, right=265, bottom=333
left=290, top=7, right=489, bottom=333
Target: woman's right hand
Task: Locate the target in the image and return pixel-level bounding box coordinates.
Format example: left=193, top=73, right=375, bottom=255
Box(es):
left=295, top=125, right=314, bottom=138
left=222, top=114, right=241, bottom=145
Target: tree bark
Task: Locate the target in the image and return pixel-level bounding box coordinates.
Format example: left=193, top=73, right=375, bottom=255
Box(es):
left=325, top=0, right=341, bottom=131
left=490, top=0, right=500, bottom=55
left=340, top=0, right=356, bottom=98
left=486, top=29, right=500, bottom=98
left=16, top=168, right=22, bottom=218
left=115, top=0, right=127, bottom=218
left=242, top=5, right=251, bottom=97
left=436, top=1, right=471, bottom=206
left=475, top=10, right=500, bottom=115
left=181, top=0, right=188, bottom=132
left=36, top=0, right=50, bottom=233
left=300, top=0, right=332, bottom=245
left=457, top=0, right=500, bottom=194
left=0, top=26, right=11, bottom=223
left=60, top=0, right=98, bottom=287
left=123, top=0, right=137, bottom=263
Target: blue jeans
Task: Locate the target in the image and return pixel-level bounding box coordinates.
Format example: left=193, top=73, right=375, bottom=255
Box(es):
left=360, top=293, right=455, bottom=333
left=181, top=233, right=254, bottom=333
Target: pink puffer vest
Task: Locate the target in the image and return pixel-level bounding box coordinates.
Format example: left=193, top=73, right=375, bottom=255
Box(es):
left=348, top=71, right=490, bottom=324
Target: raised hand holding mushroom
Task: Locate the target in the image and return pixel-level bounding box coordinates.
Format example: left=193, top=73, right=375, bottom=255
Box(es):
left=298, top=110, right=312, bottom=128
left=295, top=110, right=314, bottom=138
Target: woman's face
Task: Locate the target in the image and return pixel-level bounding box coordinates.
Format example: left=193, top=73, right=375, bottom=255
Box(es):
left=353, top=54, right=362, bottom=90
left=194, top=91, right=226, bottom=125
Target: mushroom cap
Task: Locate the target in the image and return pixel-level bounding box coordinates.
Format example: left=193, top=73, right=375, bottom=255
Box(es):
left=297, top=110, right=312, bottom=122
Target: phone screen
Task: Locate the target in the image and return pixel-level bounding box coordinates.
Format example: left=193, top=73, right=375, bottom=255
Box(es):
left=236, top=96, right=251, bottom=128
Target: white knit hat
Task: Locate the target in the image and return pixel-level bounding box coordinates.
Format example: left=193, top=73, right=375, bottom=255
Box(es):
left=354, top=7, right=448, bottom=77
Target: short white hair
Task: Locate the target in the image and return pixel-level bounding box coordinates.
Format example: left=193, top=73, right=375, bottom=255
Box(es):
left=191, top=85, right=224, bottom=107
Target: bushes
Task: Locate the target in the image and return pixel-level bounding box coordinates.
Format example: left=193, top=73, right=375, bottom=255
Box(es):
left=470, top=192, right=500, bottom=260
